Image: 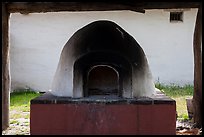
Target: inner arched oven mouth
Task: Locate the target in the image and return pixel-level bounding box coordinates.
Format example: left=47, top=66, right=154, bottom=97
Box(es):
left=85, top=65, right=119, bottom=97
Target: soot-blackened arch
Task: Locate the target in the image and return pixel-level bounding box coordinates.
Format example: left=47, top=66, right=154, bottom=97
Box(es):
left=51, top=20, right=155, bottom=98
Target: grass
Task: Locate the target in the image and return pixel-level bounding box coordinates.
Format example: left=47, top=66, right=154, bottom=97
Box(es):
left=155, top=83, right=193, bottom=97
left=10, top=89, right=41, bottom=120
left=155, top=83, right=193, bottom=121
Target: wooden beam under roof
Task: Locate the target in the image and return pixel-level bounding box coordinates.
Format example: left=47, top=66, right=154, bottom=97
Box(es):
left=6, top=2, right=201, bottom=14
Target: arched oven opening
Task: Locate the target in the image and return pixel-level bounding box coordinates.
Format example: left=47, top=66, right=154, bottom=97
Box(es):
left=73, top=52, right=132, bottom=98
left=85, top=65, right=119, bottom=97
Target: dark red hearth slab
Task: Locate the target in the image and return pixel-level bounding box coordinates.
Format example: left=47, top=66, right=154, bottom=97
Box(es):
left=30, top=91, right=176, bottom=135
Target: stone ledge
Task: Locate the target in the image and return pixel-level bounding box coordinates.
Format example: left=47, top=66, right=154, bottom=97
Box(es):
left=31, top=89, right=175, bottom=105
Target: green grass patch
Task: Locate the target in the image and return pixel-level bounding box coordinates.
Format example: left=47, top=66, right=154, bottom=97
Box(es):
left=10, top=119, right=19, bottom=124
left=10, top=89, right=41, bottom=107
left=155, top=83, right=193, bottom=97
left=10, top=89, right=42, bottom=119
left=155, top=83, right=193, bottom=121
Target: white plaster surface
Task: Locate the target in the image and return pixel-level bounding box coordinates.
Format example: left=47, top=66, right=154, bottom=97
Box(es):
left=9, top=9, right=197, bottom=92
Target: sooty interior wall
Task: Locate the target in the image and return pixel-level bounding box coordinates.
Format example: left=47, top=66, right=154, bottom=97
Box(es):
left=51, top=20, right=155, bottom=98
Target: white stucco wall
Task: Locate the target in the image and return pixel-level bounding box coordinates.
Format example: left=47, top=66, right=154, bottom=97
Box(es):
left=9, top=9, right=198, bottom=92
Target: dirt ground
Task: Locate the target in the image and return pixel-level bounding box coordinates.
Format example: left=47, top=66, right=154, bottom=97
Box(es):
left=2, top=118, right=30, bottom=135
left=176, top=120, right=201, bottom=135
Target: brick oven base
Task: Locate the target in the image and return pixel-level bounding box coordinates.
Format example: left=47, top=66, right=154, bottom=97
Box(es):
left=30, top=90, right=176, bottom=135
